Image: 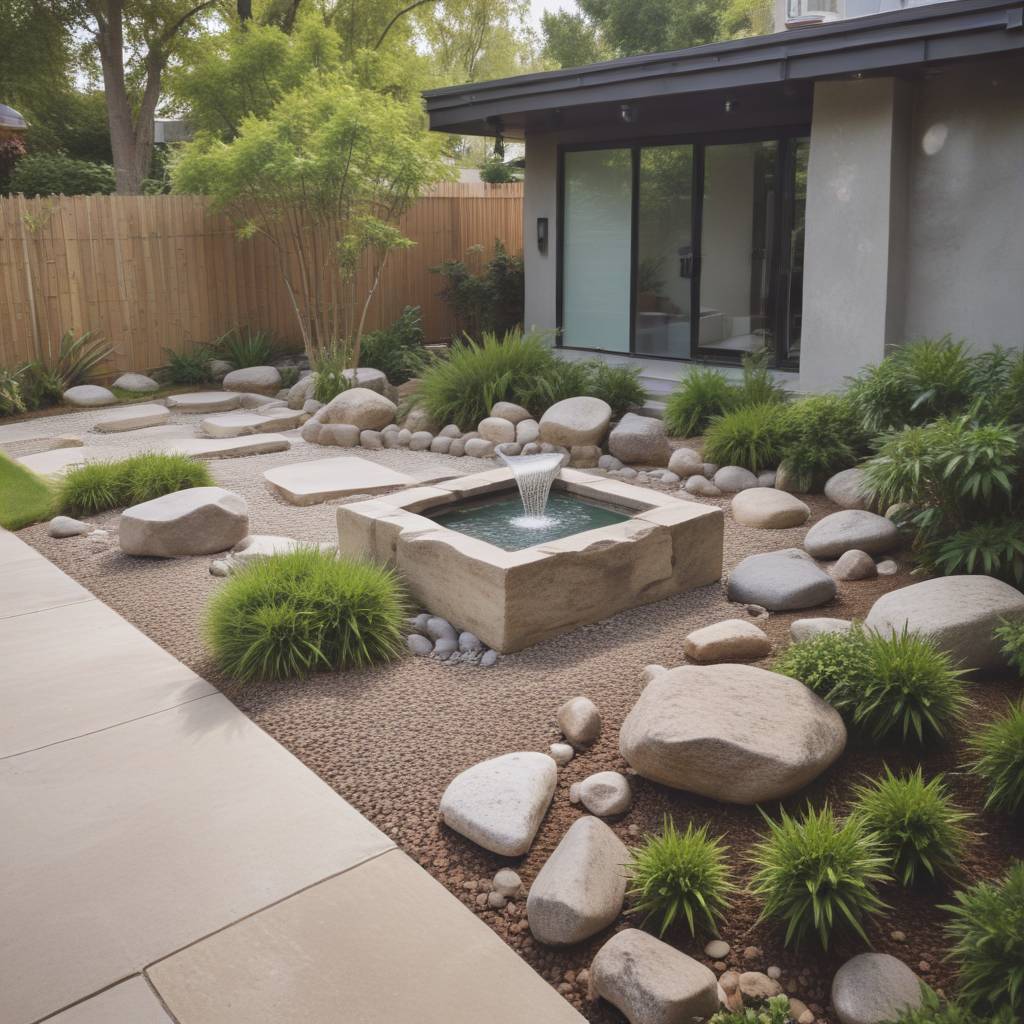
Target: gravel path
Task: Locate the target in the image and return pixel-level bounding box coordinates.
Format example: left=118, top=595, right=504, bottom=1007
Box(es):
left=9, top=410, right=1022, bottom=1022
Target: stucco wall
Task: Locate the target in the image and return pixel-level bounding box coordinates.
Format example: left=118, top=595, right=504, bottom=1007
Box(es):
left=523, top=133, right=559, bottom=336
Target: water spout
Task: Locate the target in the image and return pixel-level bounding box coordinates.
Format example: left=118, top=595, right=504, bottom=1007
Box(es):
left=497, top=450, right=564, bottom=528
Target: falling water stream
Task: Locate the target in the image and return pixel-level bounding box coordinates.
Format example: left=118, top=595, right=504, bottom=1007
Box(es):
left=497, top=451, right=565, bottom=528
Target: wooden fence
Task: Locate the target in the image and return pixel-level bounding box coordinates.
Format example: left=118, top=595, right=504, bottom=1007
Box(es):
left=0, top=181, right=523, bottom=374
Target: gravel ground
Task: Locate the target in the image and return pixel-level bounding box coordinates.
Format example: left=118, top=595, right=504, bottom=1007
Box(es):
left=8, top=410, right=1023, bottom=1022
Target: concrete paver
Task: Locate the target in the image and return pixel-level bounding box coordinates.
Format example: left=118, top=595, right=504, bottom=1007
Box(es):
left=43, top=977, right=174, bottom=1024
left=0, top=551, right=94, bottom=619
left=264, top=455, right=418, bottom=505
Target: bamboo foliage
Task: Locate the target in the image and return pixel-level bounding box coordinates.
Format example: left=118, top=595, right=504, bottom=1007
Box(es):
left=0, top=183, right=523, bottom=376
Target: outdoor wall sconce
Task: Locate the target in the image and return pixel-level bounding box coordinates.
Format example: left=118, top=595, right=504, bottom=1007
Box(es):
left=619, top=103, right=637, bottom=124
left=537, top=217, right=549, bottom=253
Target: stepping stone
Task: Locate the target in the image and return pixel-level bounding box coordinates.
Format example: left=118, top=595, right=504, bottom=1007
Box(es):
left=727, top=548, right=837, bottom=611
left=120, top=486, right=249, bottom=557
left=731, top=487, right=810, bottom=528
left=804, top=509, right=900, bottom=559
left=94, top=403, right=170, bottom=433
left=263, top=456, right=416, bottom=506
left=63, top=384, right=116, bottom=407
left=159, top=434, right=290, bottom=460
left=831, top=954, right=923, bottom=1024
left=228, top=535, right=335, bottom=567
left=527, top=817, right=628, bottom=945
left=619, top=663, right=846, bottom=804
left=112, top=372, right=160, bottom=393
left=165, top=391, right=242, bottom=413
left=17, top=446, right=121, bottom=477
left=200, top=409, right=303, bottom=438
left=439, top=751, right=557, bottom=856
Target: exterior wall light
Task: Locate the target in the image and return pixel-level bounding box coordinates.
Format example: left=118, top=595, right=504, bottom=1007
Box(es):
left=537, top=217, right=549, bottom=253
left=619, top=103, right=637, bottom=124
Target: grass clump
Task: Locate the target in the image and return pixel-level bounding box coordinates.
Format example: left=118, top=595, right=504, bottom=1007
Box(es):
left=888, top=987, right=1010, bottom=1024
left=0, top=452, right=56, bottom=529
left=995, top=618, right=1024, bottom=677
left=709, top=995, right=792, bottom=1024
left=749, top=803, right=890, bottom=950
left=850, top=766, right=970, bottom=886
left=204, top=548, right=406, bottom=682
left=519, top=357, right=647, bottom=420
left=625, top=818, right=734, bottom=938
left=663, top=367, right=736, bottom=437
left=163, top=344, right=214, bottom=385
left=967, top=700, right=1024, bottom=814
left=57, top=453, right=213, bottom=516
left=215, top=328, right=274, bottom=368
left=942, top=861, right=1024, bottom=1018
left=703, top=402, right=787, bottom=473
left=311, top=342, right=354, bottom=404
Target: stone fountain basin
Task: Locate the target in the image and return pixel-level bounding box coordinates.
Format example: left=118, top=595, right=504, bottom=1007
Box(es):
left=336, top=468, right=724, bottom=654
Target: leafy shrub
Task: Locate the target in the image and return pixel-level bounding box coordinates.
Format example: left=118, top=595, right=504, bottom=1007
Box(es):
left=933, top=520, right=1024, bottom=586
left=359, top=306, right=428, bottom=385
left=942, top=861, right=1024, bottom=1018
left=0, top=365, right=25, bottom=416
left=163, top=345, right=214, bottom=385
left=9, top=153, right=116, bottom=197
left=215, top=328, right=274, bottom=368
left=663, top=367, right=735, bottom=437
left=749, top=803, right=890, bottom=950
left=433, top=240, right=524, bottom=339
left=517, top=357, right=592, bottom=414
left=519, top=358, right=647, bottom=420
left=626, top=818, right=734, bottom=938
left=204, top=548, right=406, bottom=682
left=888, top=987, right=1002, bottom=1024
left=478, top=154, right=519, bottom=183
left=703, top=403, right=787, bottom=473
left=20, top=361, right=66, bottom=409
left=312, top=342, right=353, bottom=404
left=734, top=348, right=788, bottom=408
left=709, top=995, right=792, bottom=1024
left=773, top=627, right=869, bottom=705
left=851, top=766, right=970, bottom=886
left=995, top=618, right=1024, bottom=677
left=967, top=700, right=1024, bottom=814
left=53, top=330, right=113, bottom=389
left=57, top=453, right=213, bottom=516
left=777, top=394, right=867, bottom=493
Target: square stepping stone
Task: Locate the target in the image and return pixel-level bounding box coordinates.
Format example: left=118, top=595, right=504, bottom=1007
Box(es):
left=201, top=409, right=303, bottom=438
left=44, top=977, right=173, bottom=1024
left=93, top=403, right=170, bottom=433
left=165, top=391, right=241, bottom=413
left=264, top=456, right=417, bottom=506
left=157, top=434, right=291, bottom=459
left=17, top=446, right=121, bottom=477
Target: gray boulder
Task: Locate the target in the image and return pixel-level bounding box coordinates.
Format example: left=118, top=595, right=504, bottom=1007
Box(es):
left=590, top=928, right=718, bottom=1024
left=557, top=696, right=601, bottom=747
left=119, top=487, right=248, bottom=557
left=527, top=817, right=628, bottom=945
left=668, top=447, right=703, bottom=477
left=608, top=413, right=671, bottom=467
left=727, top=548, right=837, bottom=611
left=222, top=365, right=282, bottom=392
left=539, top=396, right=612, bottom=448
left=47, top=515, right=89, bottom=538
left=832, top=549, right=877, bottom=581
left=825, top=467, right=873, bottom=510
left=63, top=384, right=115, bottom=407
left=439, top=752, right=557, bottom=856
left=714, top=465, right=759, bottom=493
left=112, top=372, right=159, bottom=393
left=831, top=954, right=923, bottom=1024
left=619, top=663, right=846, bottom=803
left=804, top=510, right=900, bottom=559
left=865, top=575, right=1024, bottom=671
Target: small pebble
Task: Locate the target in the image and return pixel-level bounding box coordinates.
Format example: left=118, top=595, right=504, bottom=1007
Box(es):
left=890, top=930, right=907, bottom=942
left=704, top=939, right=730, bottom=959
left=474, top=892, right=488, bottom=907
left=918, top=961, right=930, bottom=973
left=767, top=965, right=781, bottom=980
left=549, top=742, right=574, bottom=766
left=713, top=961, right=727, bottom=972
left=742, top=946, right=761, bottom=961
left=493, top=868, right=521, bottom=898
left=209, top=559, right=231, bottom=577
left=486, top=890, right=507, bottom=910
left=877, top=559, right=898, bottom=575
left=480, top=649, right=498, bottom=668
left=568, top=783, right=581, bottom=804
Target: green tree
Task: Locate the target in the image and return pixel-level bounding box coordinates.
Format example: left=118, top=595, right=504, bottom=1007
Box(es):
left=540, top=9, right=608, bottom=68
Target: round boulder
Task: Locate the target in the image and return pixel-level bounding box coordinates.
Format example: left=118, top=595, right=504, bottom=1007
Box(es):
left=804, top=510, right=900, bottom=559
left=63, top=384, right=116, bottom=407
left=119, top=486, right=248, bottom=557
left=831, top=954, right=923, bottom=1024
left=491, top=401, right=531, bottom=424
left=516, top=419, right=540, bottom=445
left=832, top=549, right=877, bottom=581
left=607, top=413, right=671, bottom=467
left=477, top=416, right=516, bottom=444
left=713, top=465, right=759, bottom=493
left=315, top=387, right=396, bottom=431
left=222, top=365, right=282, bottom=393
left=731, top=488, right=810, bottom=529
left=538, top=396, right=612, bottom=448
left=668, top=446, right=703, bottom=478
left=577, top=771, right=632, bottom=817
left=112, top=372, right=159, bottom=393
left=825, top=467, right=873, bottom=510
left=727, top=548, right=837, bottom=611
left=685, top=474, right=722, bottom=497
left=619, top=663, right=846, bottom=803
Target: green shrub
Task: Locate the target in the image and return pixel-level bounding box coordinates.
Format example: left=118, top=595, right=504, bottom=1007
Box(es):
left=773, top=627, right=869, bottom=705
left=749, top=803, right=890, bottom=950
left=19, top=361, right=64, bottom=410
left=164, top=345, right=214, bottom=385
left=777, top=394, right=867, bottom=493
left=215, top=328, right=274, bottom=369
left=709, top=995, right=792, bottom=1024
left=57, top=453, right=213, bottom=516
left=433, top=240, right=524, bottom=339
left=204, top=548, right=406, bottom=682
left=663, top=367, right=736, bottom=437
left=519, top=358, right=647, bottom=420
left=478, top=154, right=519, bottom=183
left=851, top=766, right=970, bottom=886
left=359, top=306, right=428, bottom=385
left=9, top=153, right=116, bottom=197
left=734, top=348, right=788, bottom=408
left=53, top=330, right=113, bottom=389
left=626, top=818, right=734, bottom=938
left=942, top=861, right=1024, bottom=1018
left=278, top=366, right=300, bottom=389
left=311, top=342, right=353, bottom=404
left=703, top=403, right=787, bottom=473
left=995, top=618, right=1024, bottom=677
left=0, top=452, right=56, bottom=529
left=967, top=700, right=1024, bottom=814
left=888, top=987, right=1003, bottom=1024
left=517, top=357, right=592, bottom=414
left=0, top=365, right=25, bottom=416
left=933, top=520, right=1024, bottom=586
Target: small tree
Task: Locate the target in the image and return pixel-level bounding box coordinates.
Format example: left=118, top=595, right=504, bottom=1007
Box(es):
left=173, top=74, right=449, bottom=362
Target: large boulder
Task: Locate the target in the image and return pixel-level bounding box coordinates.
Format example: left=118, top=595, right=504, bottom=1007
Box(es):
left=831, top=954, right=923, bottom=1024
left=865, top=575, right=1024, bottom=671
left=439, top=752, right=557, bottom=856
left=112, top=372, right=159, bottom=393
left=824, top=467, right=873, bottom=510
left=222, top=365, right=282, bottom=393
left=608, top=413, right=671, bottom=467
left=119, top=486, right=249, bottom=557
left=713, top=466, right=759, bottom=493
left=589, top=929, right=718, bottom=1024
left=804, top=510, right=900, bottom=559
left=539, top=396, right=611, bottom=448
left=63, top=384, right=116, bottom=407
left=527, top=817, right=628, bottom=946
left=619, top=663, right=846, bottom=803
left=313, top=386, right=396, bottom=431
left=668, top=447, right=703, bottom=478
left=683, top=618, right=771, bottom=663
left=491, top=401, right=531, bottom=424
left=731, top=488, right=810, bottom=529
left=727, top=548, right=837, bottom=611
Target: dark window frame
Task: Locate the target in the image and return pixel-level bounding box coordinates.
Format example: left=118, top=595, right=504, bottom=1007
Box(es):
left=555, top=124, right=809, bottom=371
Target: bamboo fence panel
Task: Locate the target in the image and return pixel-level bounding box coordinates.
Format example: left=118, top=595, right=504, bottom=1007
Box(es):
left=0, top=182, right=523, bottom=374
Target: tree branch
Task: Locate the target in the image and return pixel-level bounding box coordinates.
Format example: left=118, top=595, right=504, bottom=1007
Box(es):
left=374, top=0, right=440, bottom=48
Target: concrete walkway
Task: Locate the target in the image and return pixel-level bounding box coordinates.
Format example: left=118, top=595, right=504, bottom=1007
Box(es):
left=0, top=529, right=585, bottom=1024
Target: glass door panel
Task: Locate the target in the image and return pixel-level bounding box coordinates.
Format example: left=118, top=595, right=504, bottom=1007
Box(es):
left=561, top=148, right=632, bottom=352
left=697, top=141, right=778, bottom=361
left=634, top=145, right=694, bottom=360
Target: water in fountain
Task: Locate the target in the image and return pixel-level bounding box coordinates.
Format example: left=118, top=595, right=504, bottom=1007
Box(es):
left=497, top=450, right=565, bottom=530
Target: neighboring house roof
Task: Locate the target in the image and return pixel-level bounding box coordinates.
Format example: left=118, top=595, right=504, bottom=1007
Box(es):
left=423, top=0, right=1024, bottom=136
left=0, top=104, right=29, bottom=132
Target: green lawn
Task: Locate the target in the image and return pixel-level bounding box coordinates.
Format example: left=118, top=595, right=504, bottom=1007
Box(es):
left=0, top=452, right=56, bottom=530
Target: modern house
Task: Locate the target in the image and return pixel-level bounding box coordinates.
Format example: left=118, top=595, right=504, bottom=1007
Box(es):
left=423, top=0, right=1024, bottom=396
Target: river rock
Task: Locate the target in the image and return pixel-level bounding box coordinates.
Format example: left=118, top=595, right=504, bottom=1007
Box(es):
left=313, top=386, right=395, bottom=431
left=619, top=663, right=846, bottom=803
left=491, top=401, right=531, bottom=424
left=550, top=743, right=574, bottom=766
left=63, top=384, right=116, bottom=407
left=47, top=515, right=89, bottom=538
left=864, top=575, right=1024, bottom=671
left=683, top=618, right=771, bottom=663
left=439, top=752, right=557, bottom=856
left=478, top=416, right=516, bottom=444
left=608, top=413, right=671, bottom=467
left=286, top=375, right=316, bottom=409
left=824, top=467, right=873, bottom=510
left=222, top=365, right=282, bottom=393
left=590, top=929, right=718, bottom=1024
left=516, top=418, right=540, bottom=445
left=713, top=466, right=760, bottom=493
left=731, top=488, right=810, bottom=529
left=557, top=696, right=601, bottom=747
left=464, top=437, right=496, bottom=458
left=440, top=424, right=461, bottom=438
left=112, top=372, right=159, bottom=393
left=727, top=548, right=837, bottom=611
left=406, top=634, right=432, bottom=656
left=401, top=406, right=439, bottom=434
left=790, top=617, right=854, bottom=642
left=119, top=486, right=248, bottom=557
left=832, top=549, right=877, bottom=580
left=429, top=436, right=452, bottom=454
left=577, top=771, right=632, bottom=816
left=527, top=817, right=629, bottom=946
left=319, top=423, right=361, bottom=447
left=668, top=447, right=703, bottom=477
left=804, top=510, right=900, bottom=559
left=831, top=954, right=923, bottom=1024
left=539, top=396, right=612, bottom=448
left=685, top=475, right=722, bottom=498
left=408, top=430, right=433, bottom=451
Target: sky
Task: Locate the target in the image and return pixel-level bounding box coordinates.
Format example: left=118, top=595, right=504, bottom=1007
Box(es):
left=526, top=0, right=576, bottom=32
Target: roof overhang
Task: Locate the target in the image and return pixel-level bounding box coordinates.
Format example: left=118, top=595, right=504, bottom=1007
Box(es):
left=424, top=0, right=1024, bottom=137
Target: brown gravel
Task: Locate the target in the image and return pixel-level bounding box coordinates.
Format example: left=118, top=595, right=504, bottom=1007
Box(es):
left=14, top=440, right=1024, bottom=1022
